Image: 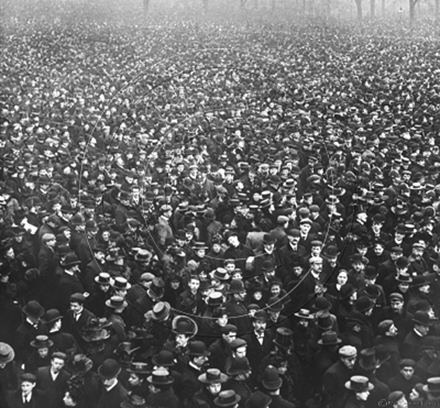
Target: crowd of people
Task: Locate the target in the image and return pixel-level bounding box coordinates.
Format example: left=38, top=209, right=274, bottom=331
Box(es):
left=1, top=2, right=440, bottom=408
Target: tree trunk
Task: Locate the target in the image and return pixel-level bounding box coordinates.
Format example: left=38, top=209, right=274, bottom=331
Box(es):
left=436, top=0, right=440, bottom=21
left=409, top=0, right=416, bottom=27
left=272, top=0, right=275, bottom=11
left=355, top=0, right=363, bottom=21
left=370, top=0, right=375, bottom=17
left=143, top=0, right=150, bottom=14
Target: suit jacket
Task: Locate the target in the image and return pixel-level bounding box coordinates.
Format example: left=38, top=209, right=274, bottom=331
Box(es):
left=96, top=381, right=128, bottom=408
left=14, top=321, right=47, bottom=364
left=208, top=339, right=233, bottom=372
left=265, top=393, right=296, bottom=408
left=6, top=389, right=46, bottom=408
left=243, top=330, right=273, bottom=373
left=323, top=360, right=353, bottom=408
left=57, top=272, right=85, bottom=314
left=62, top=308, right=95, bottom=350
left=36, top=366, right=70, bottom=408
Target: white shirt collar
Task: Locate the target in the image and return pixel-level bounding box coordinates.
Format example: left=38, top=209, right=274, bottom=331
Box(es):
left=105, top=379, right=118, bottom=392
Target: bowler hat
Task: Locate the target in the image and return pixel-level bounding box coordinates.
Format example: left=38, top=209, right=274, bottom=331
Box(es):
left=0, top=343, right=15, bottom=364
left=355, top=296, right=375, bottom=313
left=412, top=311, right=433, bottom=326
left=198, top=368, right=228, bottom=384
left=22, top=300, right=45, bottom=319
left=98, top=359, right=121, bottom=379
left=227, top=280, right=245, bottom=294
left=61, top=253, right=81, bottom=268
left=186, top=341, right=210, bottom=357
left=151, top=350, right=175, bottom=367
left=42, top=309, right=62, bottom=324
left=345, top=376, right=374, bottom=392
left=266, top=297, right=284, bottom=312
left=262, top=365, right=282, bottom=390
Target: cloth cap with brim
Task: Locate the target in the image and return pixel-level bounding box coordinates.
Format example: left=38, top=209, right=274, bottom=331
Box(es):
left=22, top=300, right=45, bottom=319
left=198, top=368, right=228, bottom=384
left=147, top=368, right=174, bottom=385
left=339, top=345, right=357, bottom=357
left=98, top=359, right=121, bottom=379
left=70, top=293, right=86, bottom=304
left=21, top=373, right=37, bottom=383
left=214, top=390, right=241, bottom=407
left=262, top=365, right=283, bottom=390
left=0, top=343, right=15, bottom=364
left=345, top=376, right=374, bottom=392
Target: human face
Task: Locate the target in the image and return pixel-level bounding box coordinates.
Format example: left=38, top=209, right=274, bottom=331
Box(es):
left=208, top=382, right=222, bottom=395
left=401, top=366, right=414, bottom=380
left=38, top=347, right=49, bottom=358
left=311, top=260, right=323, bottom=274
left=21, top=381, right=35, bottom=396
left=222, top=332, right=237, bottom=344
left=341, top=355, right=357, bottom=370
left=194, top=355, right=209, bottom=368
left=253, top=320, right=266, bottom=333
left=189, top=279, right=200, bottom=293
left=175, top=334, right=189, bottom=348
left=128, top=373, right=141, bottom=387
left=391, top=299, right=404, bottom=313
left=386, top=324, right=398, bottom=337
left=415, top=324, right=430, bottom=336
left=337, top=271, right=348, bottom=286
left=235, top=346, right=247, bottom=359
left=70, top=302, right=83, bottom=315
left=51, top=357, right=65, bottom=373
left=217, top=314, right=228, bottom=327
left=271, top=285, right=281, bottom=297
left=409, top=388, right=420, bottom=401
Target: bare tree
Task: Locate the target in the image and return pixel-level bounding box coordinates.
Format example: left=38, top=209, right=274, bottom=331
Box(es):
left=370, top=0, right=375, bottom=17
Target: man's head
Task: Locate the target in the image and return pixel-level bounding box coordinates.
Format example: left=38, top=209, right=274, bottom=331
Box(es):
left=339, top=345, right=357, bottom=370
left=20, top=373, right=36, bottom=396
left=399, top=359, right=416, bottom=381
left=221, top=325, right=238, bottom=345
left=51, top=352, right=66, bottom=373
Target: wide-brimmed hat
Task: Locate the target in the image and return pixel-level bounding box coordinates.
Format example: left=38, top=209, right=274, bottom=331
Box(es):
left=423, top=377, right=440, bottom=394
left=95, top=272, right=111, bottom=285
left=121, top=395, right=147, bottom=408
left=345, top=376, right=374, bottom=392
left=105, top=296, right=128, bottom=309
left=22, top=300, right=45, bottom=319
left=0, top=343, right=15, bottom=364
left=214, top=390, right=241, bottom=407
left=294, top=309, right=314, bottom=320
left=147, top=367, right=174, bottom=385
left=30, top=335, right=53, bottom=349
left=150, top=302, right=171, bottom=321
left=110, top=276, right=131, bottom=291
left=198, top=368, right=228, bottom=384
left=98, top=358, right=121, bottom=379
left=172, top=315, right=198, bottom=338
left=70, top=354, right=93, bottom=373
left=262, top=365, right=283, bottom=390
left=317, top=331, right=342, bottom=346
left=82, top=318, right=111, bottom=342
left=127, top=362, right=151, bottom=375
left=212, top=267, right=230, bottom=281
